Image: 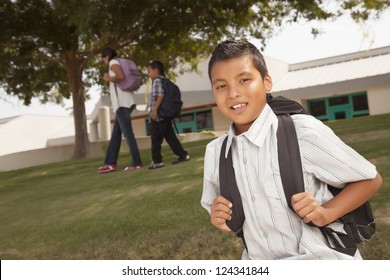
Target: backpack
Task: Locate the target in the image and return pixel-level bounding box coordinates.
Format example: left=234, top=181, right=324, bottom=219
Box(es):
left=219, top=93, right=375, bottom=257
left=158, top=77, right=183, bottom=120
left=116, top=58, right=142, bottom=92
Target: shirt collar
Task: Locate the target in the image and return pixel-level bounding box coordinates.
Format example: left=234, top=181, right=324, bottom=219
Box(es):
left=224, top=104, right=276, bottom=158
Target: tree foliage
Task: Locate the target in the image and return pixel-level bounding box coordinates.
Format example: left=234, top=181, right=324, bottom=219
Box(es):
left=0, top=0, right=388, bottom=158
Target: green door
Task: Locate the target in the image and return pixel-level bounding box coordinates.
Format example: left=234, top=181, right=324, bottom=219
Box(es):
left=328, top=104, right=352, bottom=120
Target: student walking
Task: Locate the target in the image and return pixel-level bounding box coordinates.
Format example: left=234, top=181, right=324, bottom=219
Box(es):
left=97, top=47, right=143, bottom=173
left=147, top=60, right=190, bottom=169
left=201, top=40, right=382, bottom=259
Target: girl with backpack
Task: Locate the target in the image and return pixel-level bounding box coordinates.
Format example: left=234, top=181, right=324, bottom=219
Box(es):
left=97, top=47, right=143, bottom=173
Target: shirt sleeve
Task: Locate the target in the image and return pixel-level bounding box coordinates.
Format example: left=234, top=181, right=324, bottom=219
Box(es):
left=109, top=59, right=120, bottom=78
left=293, top=114, right=377, bottom=188
left=152, top=78, right=165, bottom=98
left=201, top=137, right=222, bottom=213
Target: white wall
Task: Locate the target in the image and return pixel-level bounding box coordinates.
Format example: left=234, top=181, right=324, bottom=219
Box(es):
left=0, top=133, right=218, bottom=171
left=0, top=115, right=75, bottom=157
left=368, top=86, right=390, bottom=116
left=265, top=57, right=289, bottom=85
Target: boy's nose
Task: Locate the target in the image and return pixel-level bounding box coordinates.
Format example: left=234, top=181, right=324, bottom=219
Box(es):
left=228, top=85, right=241, bottom=99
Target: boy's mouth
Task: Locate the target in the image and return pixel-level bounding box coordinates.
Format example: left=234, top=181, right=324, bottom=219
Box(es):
left=231, top=103, right=247, bottom=110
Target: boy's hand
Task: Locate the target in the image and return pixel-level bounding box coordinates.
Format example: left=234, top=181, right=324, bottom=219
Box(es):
left=210, top=196, right=233, bottom=233
left=291, top=192, right=330, bottom=227
left=151, top=110, right=157, bottom=120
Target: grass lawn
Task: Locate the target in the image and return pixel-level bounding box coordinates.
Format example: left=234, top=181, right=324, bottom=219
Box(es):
left=0, top=114, right=389, bottom=260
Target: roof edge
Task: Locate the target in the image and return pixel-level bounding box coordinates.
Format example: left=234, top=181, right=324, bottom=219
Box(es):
left=289, top=45, right=390, bottom=71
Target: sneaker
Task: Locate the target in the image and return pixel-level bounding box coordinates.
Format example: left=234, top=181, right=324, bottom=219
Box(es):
left=97, top=164, right=116, bottom=173
left=124, top=165, right=144, bottom=172
left=148, top=161, right=164, bottom=170
left=172, top=154, right=190, bottom=164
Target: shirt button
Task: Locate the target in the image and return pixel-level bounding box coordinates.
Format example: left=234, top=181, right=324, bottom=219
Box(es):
left=251, top=196, right=256, bottom=202
left=243, top=158, right=247, bottom=164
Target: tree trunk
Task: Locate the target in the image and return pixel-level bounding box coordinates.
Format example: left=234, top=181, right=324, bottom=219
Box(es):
left=64, top=51, right=90, bottom=159
left=72, top=85, right=89, bottom=159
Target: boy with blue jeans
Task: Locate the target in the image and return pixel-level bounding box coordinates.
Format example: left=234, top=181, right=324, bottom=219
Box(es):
left=201, top=40, right=382, bottom=259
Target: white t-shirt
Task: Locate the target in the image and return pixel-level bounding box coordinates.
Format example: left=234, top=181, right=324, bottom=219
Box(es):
left=108, top=59, right=135, bottom=112
left=201, top=104, right=377, bottom=260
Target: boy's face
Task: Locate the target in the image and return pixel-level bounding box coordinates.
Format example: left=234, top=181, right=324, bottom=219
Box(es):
left=147, top=66, right=160, bottom=79
left=210, top=55, right=272, bottom=135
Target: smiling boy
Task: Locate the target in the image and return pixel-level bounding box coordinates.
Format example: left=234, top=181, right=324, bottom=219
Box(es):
left=201, top=40, right=382, bottom=260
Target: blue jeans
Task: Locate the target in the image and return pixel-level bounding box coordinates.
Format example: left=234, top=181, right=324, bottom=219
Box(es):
left=104, top=106, right=142, bottom=166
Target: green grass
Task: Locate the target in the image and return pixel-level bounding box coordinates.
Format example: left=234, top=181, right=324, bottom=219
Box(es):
left=0, top=113, right=389, bottom=260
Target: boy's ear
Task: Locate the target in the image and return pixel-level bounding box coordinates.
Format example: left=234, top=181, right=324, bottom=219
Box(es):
left=264, top=73, right=273, bottom=92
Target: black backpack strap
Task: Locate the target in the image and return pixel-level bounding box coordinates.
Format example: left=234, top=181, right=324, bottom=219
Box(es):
left=319, top=227, right=357, bottom=256
left=276, top=114, right=305, bottom=208
left=219, top=136, right=246, bottom=245
left=114, top=83, right=119, bottom=100
left=172, top=119, right=179, bottom=134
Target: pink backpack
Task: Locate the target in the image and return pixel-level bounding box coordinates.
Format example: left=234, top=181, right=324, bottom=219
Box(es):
left=116, top=58, right=142, bottom=92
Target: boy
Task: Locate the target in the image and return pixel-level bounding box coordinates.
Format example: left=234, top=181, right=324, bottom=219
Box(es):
left=147, top=60, right=190, bottom=169
left=201, top=40, right=382, bottom=259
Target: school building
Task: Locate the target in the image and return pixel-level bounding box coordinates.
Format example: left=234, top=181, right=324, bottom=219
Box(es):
left=90, top=45, right=390, bottom=141
left=1, top=45, right=389, bottom=171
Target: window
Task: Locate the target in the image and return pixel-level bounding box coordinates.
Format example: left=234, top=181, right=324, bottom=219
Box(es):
left=329, top=96, right=349, bottom=106
left=197, top=111, right=212, bottom=130
left=179, top=114, right=194, bottom=122
left=309, top=100, right=326, bottom=117
left=352, top=94, right=368, bottom=111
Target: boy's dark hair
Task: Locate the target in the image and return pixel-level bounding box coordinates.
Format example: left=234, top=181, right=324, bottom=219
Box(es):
left=208, top=40, right=268, bottom=81
left=101, top=47, right=118, bottom=60
left=148, top=60, right=165, bottom=75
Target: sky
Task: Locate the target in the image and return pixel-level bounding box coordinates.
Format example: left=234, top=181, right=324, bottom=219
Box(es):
left=1, top=9, right=389, bottom=119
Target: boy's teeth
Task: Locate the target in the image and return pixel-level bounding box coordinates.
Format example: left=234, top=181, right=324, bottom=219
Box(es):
left=232, top=103, right=245, bottom=109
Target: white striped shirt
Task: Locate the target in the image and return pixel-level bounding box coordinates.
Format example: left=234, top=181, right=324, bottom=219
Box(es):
left=201, top=104, right=377, bottom=260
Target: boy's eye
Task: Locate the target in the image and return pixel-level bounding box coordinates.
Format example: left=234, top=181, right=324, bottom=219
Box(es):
left=215, top=84, right=226, bottom=90
left=241, top=78, right=250, bottom=83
